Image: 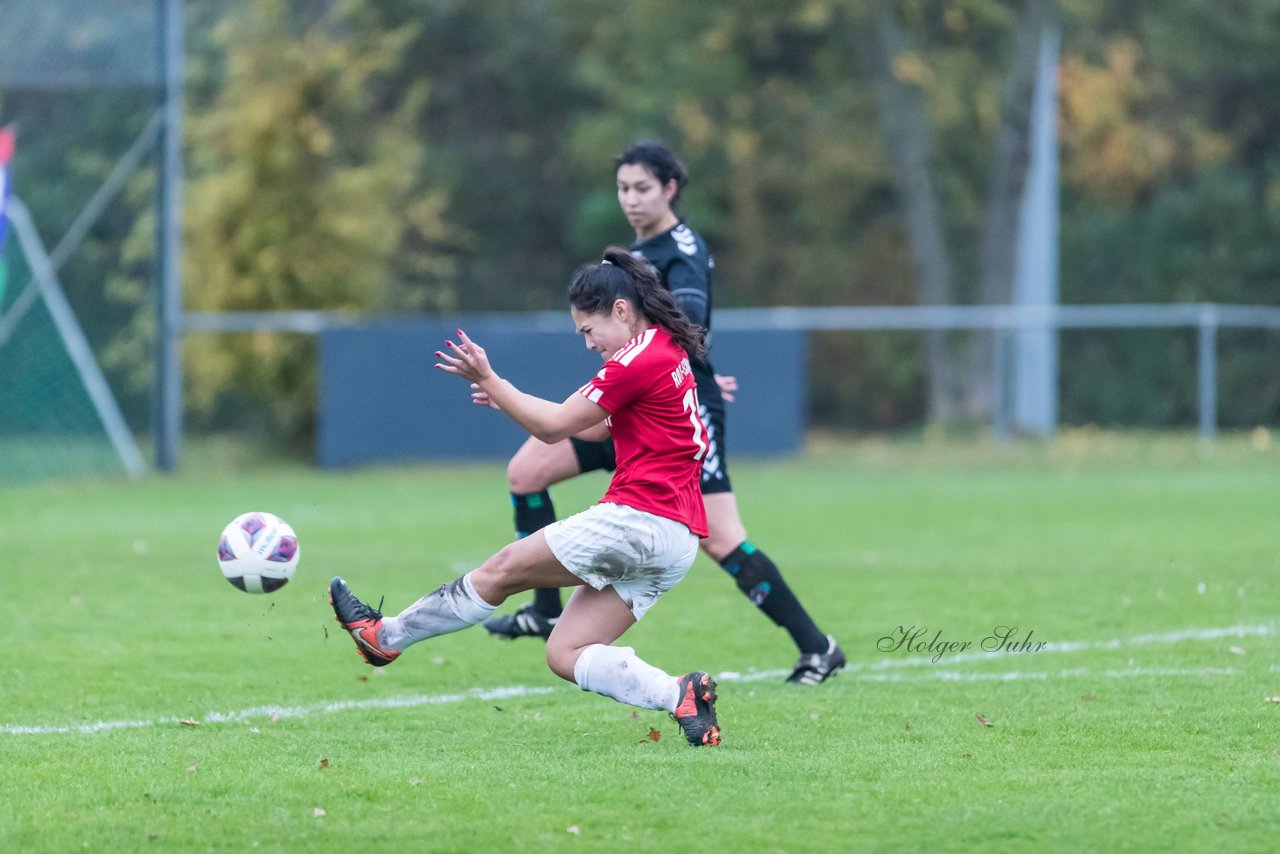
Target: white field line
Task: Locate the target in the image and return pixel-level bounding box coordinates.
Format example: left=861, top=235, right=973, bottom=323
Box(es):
left=709, top=623, right=1275, bottom=683
left=1, top=624, right=1269, bottom=736
left=847, top=666, right=1235, bottom=684
left=719, top=665, right=1241, bottom=683
left=869, top=623, right=1275, bottom=669
left=0, top=686, right=555, bottom=736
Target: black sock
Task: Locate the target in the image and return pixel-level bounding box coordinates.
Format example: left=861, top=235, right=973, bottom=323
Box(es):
left=512, top=490, right=557, bottom=538
left=512, top=491, right=563, bottom=617
left=532, top=586, right=564, bottom=617
left=720, top=541, right=827, bottom=654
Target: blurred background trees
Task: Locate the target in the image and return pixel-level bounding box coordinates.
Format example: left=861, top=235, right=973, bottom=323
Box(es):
left=4, top=0, right=1278, bottom=446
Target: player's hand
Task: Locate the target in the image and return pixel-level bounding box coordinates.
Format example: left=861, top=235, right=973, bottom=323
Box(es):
left=470, top=383, right=500, bottom=410
left=715, top=373, right=738, bottom=404
left=434, top=329, right=495, bottom=383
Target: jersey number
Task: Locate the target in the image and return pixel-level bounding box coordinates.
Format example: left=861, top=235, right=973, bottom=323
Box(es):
left=683, top=388, right=707, bottom=461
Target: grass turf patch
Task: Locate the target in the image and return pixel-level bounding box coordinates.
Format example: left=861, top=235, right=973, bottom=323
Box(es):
left=1, top=433, right=1279, bottom=851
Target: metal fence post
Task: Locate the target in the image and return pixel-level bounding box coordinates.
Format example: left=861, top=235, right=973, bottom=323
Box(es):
left=992, top=316, right=1012, bottom=442
left=155, top=0, right=184, bottom=471
left=1197, top=304, right=1218, bottom=440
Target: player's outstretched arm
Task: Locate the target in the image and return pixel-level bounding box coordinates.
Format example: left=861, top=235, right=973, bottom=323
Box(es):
left=435, top=329, right=607, bottom=444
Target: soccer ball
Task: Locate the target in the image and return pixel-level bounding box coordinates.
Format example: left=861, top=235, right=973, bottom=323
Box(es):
left=217, top=512, right=299, bottom=594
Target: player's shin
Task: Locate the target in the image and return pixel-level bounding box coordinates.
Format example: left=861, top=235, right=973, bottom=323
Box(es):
left=573, top=644, right=681, bottom=712
left=380, top=571, right=497, bottom=650
left=720, top=541, right=828, bottom=655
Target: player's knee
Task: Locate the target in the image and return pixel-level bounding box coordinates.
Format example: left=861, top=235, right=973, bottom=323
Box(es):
left=507, top=454, right=550, bottom=494
left=476, top=545, right=525, bottom=595
left=699, top=533, right=737, bottom=563
left=506, top=456, right=535, bottom=493
left=544, top=638, right=578, bottom=682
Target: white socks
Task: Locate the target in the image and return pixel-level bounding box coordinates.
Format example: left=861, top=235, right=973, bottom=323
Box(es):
left=380, top=571, right=497, bottom=651
left=377, top=579, right=682, bottom=719
left=573, top=644, right=681, bottom=713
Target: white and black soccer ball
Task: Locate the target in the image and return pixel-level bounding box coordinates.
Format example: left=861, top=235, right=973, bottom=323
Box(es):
left=217, top=512, right=299, bottom=594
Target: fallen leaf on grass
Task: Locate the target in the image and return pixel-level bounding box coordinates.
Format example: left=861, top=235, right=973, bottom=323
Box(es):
left=647, top=728, right=661, bottom=742
left=1080, top=693, right=1097, bottom=702
left=357, top=675, right=369, bottom=683
left=976, top=714, right=993, bottom=728
left=179, top=719, right=199, bottom=728
left=319, top=758, right=329, bottom=769
left=313, top=808, right=326, bottom=818
left=630, top=711, right=639, bottom=720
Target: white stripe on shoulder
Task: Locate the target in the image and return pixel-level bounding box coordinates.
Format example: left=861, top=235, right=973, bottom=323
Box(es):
left=611, top=333, right=640, bottom=363
left=614, top=327, right=657, bottom=366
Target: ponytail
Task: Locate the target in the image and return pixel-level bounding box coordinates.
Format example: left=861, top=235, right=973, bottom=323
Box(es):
left=568, top=246, right=707, bottom=359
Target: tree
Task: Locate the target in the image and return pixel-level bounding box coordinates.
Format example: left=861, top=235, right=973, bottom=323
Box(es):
left=179, top=0, right=459, bottom=441
left=857, top=0, right=1051, bottom=423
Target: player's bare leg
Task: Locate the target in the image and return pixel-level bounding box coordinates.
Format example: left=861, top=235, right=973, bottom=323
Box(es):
left=507, top=436, right=582, bottom=498
left=544, top=584, right=636, bottom=680
left=551, top=585, right=720, bottom=746
left=698, top=492, right=748, bottom=561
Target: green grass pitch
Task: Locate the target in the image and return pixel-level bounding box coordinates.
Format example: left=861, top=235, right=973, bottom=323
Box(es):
left=2, top=433, right=1279, bottom=851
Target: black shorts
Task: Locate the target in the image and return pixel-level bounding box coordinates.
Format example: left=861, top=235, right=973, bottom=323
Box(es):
left=570, top=369, right=732, bottom=495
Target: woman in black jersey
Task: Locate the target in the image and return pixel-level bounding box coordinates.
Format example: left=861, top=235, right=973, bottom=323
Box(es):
left=484, top=141, right=845, bottom=684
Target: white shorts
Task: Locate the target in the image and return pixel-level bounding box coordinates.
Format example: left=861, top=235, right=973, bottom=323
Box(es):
left=543, top=502, right=699, bottom=621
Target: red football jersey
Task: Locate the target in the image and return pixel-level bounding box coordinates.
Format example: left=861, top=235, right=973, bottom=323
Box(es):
left=577, top=326, right=709, bottom=537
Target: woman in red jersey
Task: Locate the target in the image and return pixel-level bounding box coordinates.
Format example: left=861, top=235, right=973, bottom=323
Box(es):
left=328, top=246, right=721, bottom=746
left=486, top=141, right=844, bottom=686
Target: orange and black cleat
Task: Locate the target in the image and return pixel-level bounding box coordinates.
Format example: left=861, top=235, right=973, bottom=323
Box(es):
left=673, top=671, right=721, bottom=746
left=329, top=576, right=401, bottom=667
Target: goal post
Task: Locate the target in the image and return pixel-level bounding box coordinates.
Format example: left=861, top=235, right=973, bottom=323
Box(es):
left=0, top=196, right=145, bottom=480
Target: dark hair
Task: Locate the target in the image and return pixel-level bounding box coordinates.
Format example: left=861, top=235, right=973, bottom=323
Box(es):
left=615, top=140, right=688, bottom=209
left=569, top=246, right=707, bottom=359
